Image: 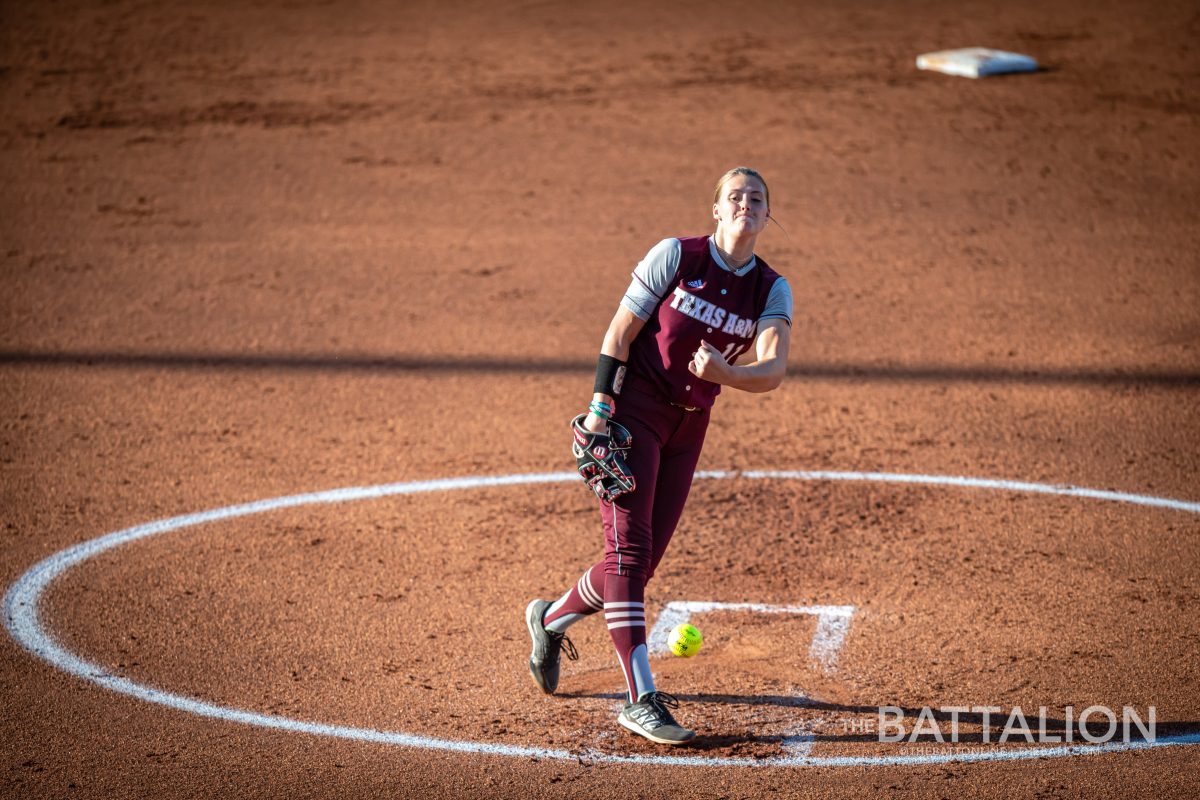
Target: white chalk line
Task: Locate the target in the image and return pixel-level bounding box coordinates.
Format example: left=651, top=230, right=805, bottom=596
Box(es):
left=742, top=470, right=1200, bottom=514
left=5, top=470, right=1200, bottom=768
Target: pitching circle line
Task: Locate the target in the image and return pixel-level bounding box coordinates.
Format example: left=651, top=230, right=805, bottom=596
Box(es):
left=5, top=469, right=1200, bottom=768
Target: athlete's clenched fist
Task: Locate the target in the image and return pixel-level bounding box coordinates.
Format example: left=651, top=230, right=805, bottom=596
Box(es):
left=688, top=339, right=730, bottom=383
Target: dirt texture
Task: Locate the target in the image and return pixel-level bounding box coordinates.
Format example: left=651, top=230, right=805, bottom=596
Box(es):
left=2, top=0, right=1199, bottom=797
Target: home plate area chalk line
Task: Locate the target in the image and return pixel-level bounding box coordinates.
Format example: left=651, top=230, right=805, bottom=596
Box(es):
left=5, top=470, right=1200, bottom=768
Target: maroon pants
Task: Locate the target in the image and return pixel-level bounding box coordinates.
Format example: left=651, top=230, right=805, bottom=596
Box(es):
left=601, top=383, right=710, bottom=583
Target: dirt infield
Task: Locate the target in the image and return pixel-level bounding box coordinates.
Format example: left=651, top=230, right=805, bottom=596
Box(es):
left=2, top=0, right=1198, bottom=797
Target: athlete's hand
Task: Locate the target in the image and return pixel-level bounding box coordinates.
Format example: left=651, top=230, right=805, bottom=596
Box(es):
left=583, top=412, right=609, bottom=433
left=688, top=340, right=730, bottom=383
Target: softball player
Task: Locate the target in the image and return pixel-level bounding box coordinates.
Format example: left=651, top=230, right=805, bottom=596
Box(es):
left=526, top=167, right=792, bottom=745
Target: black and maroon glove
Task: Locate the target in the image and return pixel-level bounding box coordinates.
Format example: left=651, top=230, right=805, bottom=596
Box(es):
left=570, top=414, right=636, bottom=503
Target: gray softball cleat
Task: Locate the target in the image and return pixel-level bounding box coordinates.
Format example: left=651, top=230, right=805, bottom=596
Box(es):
left=618, top=691, right=696, bottom=745
left=525, top=599, right=578, bottom=694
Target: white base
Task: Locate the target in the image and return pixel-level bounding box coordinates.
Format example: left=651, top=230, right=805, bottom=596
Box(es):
left=916, top=47, right=1038, bottom=78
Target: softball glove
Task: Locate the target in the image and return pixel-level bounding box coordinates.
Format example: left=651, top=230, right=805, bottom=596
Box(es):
left=571, top=413, right=636, bottom=503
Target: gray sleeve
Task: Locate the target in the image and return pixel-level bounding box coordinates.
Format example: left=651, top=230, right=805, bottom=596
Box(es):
left=620, top=238, right=681, bottom=321
left=759, top=277, right=793, bottom=324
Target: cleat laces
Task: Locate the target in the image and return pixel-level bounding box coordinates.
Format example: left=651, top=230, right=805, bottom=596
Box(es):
left=629, top=691, right=682, bottom=728
left=549, top=630, right=579, bottom=662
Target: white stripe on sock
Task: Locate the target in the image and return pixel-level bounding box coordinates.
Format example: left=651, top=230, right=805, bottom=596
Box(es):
left=607, top=620, right=647, bottom=630
left=546, top=594, right=570, bottom=619
left=604, top=611, right=645, bottom=621
left=615, top=652, right=633, bottom=703
left=577, top=570, right=603, bottom=610
left=603, top=601, right=645, bottom=609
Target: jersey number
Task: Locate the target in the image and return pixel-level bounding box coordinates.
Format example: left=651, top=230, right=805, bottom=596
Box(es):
left=722, top=341, right=749, bottom=363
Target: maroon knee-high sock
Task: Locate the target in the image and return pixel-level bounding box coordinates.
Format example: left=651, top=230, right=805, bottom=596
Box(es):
left=604, top=572, right=655, bottom=702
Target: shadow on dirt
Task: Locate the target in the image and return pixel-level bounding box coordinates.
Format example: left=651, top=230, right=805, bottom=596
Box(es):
left=3, top=348, right=1199, bottom=388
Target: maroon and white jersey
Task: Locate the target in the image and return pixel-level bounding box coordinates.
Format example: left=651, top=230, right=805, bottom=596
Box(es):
left=621, top=236, right=790, bottom=410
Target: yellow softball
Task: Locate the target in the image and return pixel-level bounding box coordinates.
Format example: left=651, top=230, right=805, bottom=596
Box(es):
left=668, top=623, right=703, bottom=657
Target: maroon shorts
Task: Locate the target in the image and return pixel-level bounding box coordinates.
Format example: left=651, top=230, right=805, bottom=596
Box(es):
left=600, top=379, right=710, bottom=583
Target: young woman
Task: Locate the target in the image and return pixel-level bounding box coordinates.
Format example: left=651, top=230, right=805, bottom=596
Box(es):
left=525, top=167, right=792, bottom=745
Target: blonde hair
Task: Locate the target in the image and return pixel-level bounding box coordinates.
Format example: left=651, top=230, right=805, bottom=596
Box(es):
left=712, top=166, right=770, bottom=208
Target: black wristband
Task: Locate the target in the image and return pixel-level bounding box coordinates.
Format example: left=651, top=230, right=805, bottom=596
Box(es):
left=594, top=354, right=627, bottom=396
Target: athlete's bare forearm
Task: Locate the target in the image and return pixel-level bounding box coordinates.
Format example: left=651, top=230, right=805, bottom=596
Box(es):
left=688, top=319, right=789, bottom=392
left=718, top=356, right=788, bottom=393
